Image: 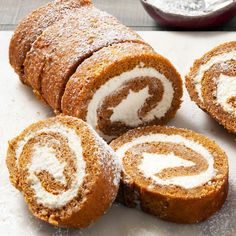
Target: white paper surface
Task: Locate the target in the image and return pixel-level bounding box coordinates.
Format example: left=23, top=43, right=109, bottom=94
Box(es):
left=0, top=31, right=235, bottom=236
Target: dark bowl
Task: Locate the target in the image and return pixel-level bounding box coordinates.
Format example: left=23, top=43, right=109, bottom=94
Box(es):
left=140, top=0, right=236, bottom=29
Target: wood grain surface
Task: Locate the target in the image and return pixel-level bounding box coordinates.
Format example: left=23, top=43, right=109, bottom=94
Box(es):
left=0, top=0, right=235, bottom=30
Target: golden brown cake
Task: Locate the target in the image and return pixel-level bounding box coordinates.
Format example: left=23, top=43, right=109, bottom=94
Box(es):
left=110, top=125, right=228, bottom=224
left=185, top=41, right=236, bottom=132
left=24, top=6, right=144, bottom=111
left=9, top=0, right=92, bottom=85
left=6, top=115, right=120, bottom=228
left=9, top=1, right=183, bottom=141
left=62, top=42, right=183, bottom=141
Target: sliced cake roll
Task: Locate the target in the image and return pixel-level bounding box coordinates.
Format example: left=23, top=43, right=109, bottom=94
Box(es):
left=202, top=60, right=236, bottom=133
left=9, top=0, right=92, bottom=85
left=186, top=41, right=236, bottom=133
left=6, top=116, right=120, bottom=228
left=110, top=126, right=228, bottom=224
left=24, top=6, right=143, bottom=111
left=62, top=42, right=183, bottom=141
left=186, top=41, right=236, bottom=109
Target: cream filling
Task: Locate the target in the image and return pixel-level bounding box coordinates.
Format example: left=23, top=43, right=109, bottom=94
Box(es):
left=110, top=87, right=150, bottom=127
left=194, top=51, right=236, bottom=101
left=86, top=66, right=174, bottom=138
left=15, top=123, right=86, bottom=208
left=216, top=74, right=236, bottom=115
left=30, top=145, right=67, bottom=185
left=115, top=134, right=216, bottom=189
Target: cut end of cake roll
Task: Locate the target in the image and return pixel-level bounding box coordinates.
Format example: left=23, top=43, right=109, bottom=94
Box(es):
left=62, top=42, right=183, bottom=141
left=6, top=115, right=120, bottom=228
left=185, top=41, right=236, bottom=111
left=9, top=0, right=92, bottom=85
left=110, top=125, right=228, bottom=224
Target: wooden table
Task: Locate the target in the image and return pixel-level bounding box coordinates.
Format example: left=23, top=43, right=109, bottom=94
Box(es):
left=0, top=0, right=235, bottom=31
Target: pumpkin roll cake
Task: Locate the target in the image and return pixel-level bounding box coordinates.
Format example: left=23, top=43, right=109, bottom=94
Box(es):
left=9, top=0, right=92, bottom=85
left=110, top=126, right=228, bottom=223
left=186, top=41, right=236, bottom=132
left=24, top=6, right=143, bottom=110
left=62, top=42, right=183, bottom=141
left=6, top=116, right=120, bottom=228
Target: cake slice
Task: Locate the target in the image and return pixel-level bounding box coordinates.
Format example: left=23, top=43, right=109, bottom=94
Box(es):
left=186, top=41, right=236, bottom=133
left=110, top=125, right=228, bottom=223
left=62, top=42, right=183, bottom=141
left=6, top=115, right=120, bottom=228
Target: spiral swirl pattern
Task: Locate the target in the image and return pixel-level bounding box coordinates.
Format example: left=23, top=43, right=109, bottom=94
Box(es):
left=194, top=50, right=236, bottom=102
left=115, top=133, right=215, bottom=189
left=110, top=126, right=228, bottom=223
left=62, top=42, right=182, bottom=141
left=87, top=66, right=174, bottom=140
left=6, top=116, right=121, bottom=228
left=17, top=123, right=85, bottom=208
left=186, top=41, right=236, bottom=133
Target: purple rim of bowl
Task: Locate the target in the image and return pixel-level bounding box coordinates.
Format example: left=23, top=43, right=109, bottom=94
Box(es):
left=140, top=0, right=236, bottom=29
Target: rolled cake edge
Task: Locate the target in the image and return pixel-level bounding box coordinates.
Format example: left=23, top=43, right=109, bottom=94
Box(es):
left=44, top=40, right=147, bottom=113
left=20, top=145, right=120, bottom=228
left=6, top=120, right=51, bottom=190
left=9, top=0, right=92, bottom=85
left=23, top=6, right=146, bottom=112
left=118, top=173, right=228, bottom=224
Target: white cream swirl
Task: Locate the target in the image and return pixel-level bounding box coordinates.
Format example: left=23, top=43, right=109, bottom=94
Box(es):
left=15, top=123, right=86, bottom=208
left=115, top=134, right=216, bottom=189
left=216, top=74, right=236, bottom=115
left=193, top=50, right=236, bottom=101
left=86, top=66, right=174, bottom=139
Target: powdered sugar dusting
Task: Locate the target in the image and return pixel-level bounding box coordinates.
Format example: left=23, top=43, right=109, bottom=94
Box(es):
left=2, top=29, right=236, bottom=235
left=199, top=178, right=236, bottom=236
left=25, top=5, right=142, bottom=111
left=8, top=116, right=121, bottom=211
left=10, top=0, right=92, bottom=75
left=87, top=123, right=121, bottom=188
left=146, top=0, right=234, bottom=16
